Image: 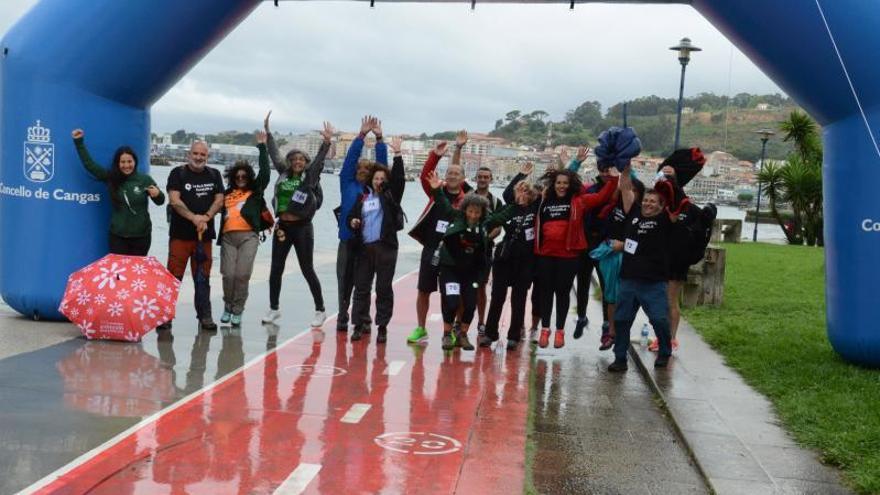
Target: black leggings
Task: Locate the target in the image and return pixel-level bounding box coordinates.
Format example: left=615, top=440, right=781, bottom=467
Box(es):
left=109, top=233, right=151, bottom=256
left=485, top=256, right=534, bottom=341
left=439, top=267, right=478, bottom=326
left=537, top=255, right=580, bottom=330
left=269, top=221, right=324, bottom=311
left=576, top=251, right=608, bottom=321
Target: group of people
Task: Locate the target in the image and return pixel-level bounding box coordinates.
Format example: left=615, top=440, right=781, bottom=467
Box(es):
left=72, top=114, right=709, bottom=371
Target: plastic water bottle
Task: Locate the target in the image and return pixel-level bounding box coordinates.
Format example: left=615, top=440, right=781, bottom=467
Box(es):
left=640, top=324, right=650, bottom=346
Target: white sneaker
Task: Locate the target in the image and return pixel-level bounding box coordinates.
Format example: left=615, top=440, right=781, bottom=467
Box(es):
left=262, top=309, right=281, bottom=324
left=311, top=310, right=327, bottom=327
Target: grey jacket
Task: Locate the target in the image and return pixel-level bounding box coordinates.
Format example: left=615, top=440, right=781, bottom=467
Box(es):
left=266, top=131, right=329, bottom=222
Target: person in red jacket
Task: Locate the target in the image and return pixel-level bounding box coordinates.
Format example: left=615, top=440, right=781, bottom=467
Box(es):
left=534, top=167, right=618, bottom=349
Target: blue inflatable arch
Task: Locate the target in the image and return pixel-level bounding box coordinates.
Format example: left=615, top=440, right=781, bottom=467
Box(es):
left=1, top=0, right=878, bottom=365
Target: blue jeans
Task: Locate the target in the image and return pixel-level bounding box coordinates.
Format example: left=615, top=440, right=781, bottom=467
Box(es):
left=613, top=278, right=671, bottom=362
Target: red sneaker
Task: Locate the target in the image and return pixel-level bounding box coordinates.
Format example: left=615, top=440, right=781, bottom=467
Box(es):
left=648, top=338, right=659, bottom=352
left=599, top=334, right=614, bottom=351
left=538, top=328, right=551, bottom=348
left=553, top=329, right=565, bottom=349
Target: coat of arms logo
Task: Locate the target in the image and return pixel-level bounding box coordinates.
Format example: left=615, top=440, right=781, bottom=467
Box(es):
left=24, top=120, right=54, bottom=183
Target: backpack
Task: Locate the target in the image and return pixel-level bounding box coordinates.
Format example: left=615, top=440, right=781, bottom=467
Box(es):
left=683, top=203, right=717, bottom=266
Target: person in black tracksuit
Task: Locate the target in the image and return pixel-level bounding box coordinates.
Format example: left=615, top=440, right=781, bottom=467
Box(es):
left=481, top=166, right=539, bottom=350
left=347, top=138, right=406, bottom=344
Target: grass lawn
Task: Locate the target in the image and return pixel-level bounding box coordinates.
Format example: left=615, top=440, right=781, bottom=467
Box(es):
left=684, top=242, right=880, bottom=494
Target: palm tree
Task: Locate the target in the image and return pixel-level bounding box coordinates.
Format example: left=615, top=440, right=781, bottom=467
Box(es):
left=780, top=110, right=822, bottom=162
left=757, top=161, right=802, bottom=244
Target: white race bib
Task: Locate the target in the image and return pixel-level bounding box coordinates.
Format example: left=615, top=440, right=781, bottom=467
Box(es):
left=435, top=220, right=449, bottom=234
left=363, top=198, right=380, bottom=212
left=624, top=238, right=639, bottom=255
left=445, top=282, right=460, bottom=295
left=292, top=190, right=308, bottom=204
left=524, top=227, right=535, bottom=241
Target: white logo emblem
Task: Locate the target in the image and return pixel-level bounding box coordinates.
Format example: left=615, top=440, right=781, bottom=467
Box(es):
left=23, top=120, right=54, bottom=183
left=632, top=217, right=639, bottom=224
left=184, top=183, right=192, bottom=191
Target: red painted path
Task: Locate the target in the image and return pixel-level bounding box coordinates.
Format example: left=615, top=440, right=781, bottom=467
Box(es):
left=30, top=272, right=531, bottom=495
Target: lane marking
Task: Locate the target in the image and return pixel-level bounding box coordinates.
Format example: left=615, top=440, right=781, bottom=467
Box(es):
left=340, top=403, right=372, bottom=424
left=21, top=269, right=420, bottom=495
left=384, top=360, right=406, bottom=376
left=374, top=432, right=462, bottom=456
left=273, top=463, right=322, bottom=495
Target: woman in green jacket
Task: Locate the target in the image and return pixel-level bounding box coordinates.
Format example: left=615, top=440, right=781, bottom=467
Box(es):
left=71, top=129, right=165, bottom=255
left=217, top=131, right=271, bottom=326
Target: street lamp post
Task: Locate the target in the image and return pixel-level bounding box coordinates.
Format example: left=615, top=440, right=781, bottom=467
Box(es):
left=670, top=38, right=701, bottom=150
left=752, top=129, right=775, bottom=242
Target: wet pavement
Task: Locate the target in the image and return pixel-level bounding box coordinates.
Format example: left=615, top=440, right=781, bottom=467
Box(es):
left=629, top=316, right=852, bottom=495
left=5, top=272, right=533, bottom=495
left=530, top=301, right=709, bottom=495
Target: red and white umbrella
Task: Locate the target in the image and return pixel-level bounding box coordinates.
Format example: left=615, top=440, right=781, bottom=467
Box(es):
left=59, top=254, right=180, bottom=342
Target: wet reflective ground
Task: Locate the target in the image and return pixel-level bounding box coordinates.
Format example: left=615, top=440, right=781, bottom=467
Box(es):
left=4, top=273, right=532, bottom=494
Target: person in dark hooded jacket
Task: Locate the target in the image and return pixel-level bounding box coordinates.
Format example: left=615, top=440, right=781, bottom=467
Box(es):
left=347, top=137, right=406, bottom=345
left=261, top=113, right=332, bottom=328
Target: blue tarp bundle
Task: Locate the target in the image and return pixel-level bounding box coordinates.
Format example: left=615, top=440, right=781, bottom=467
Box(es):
left=595, top=127, right=642, bottom=171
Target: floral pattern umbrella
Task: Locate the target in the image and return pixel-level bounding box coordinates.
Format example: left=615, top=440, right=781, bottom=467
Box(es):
left=59, top=254, right=180, bottom=342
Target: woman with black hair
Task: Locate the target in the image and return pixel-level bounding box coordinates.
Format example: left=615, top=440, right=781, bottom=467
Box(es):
left=534, top=167, right=618, bottom=349
left=71, top=129, right=165, bottom=255
left=262, top=115, right=334, bottom=328
left=425, top=171, right=516, bottom=351
left=347, top=137, right=406, bottom=344
left=217, top=131, right=271, bottom=326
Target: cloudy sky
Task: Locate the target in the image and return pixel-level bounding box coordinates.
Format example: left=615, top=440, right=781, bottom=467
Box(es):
left=1, top=0, right=782, bottom=135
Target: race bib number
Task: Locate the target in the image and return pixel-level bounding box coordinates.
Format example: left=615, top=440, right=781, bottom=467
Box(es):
left=363, top=198, right=380, bottom=212
left=524, top=227, right=535, bottom=241
left=624, top=238, right=639, bottom=255
left=445, top=282, right=460, bottom=295
left=292, top=190, right=308, bottom=204
left=435, top=220, right=449, bottom=234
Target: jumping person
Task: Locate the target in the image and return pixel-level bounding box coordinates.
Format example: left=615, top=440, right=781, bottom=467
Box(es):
left=347, top=136, right=406, bottom=344
left=424, top=171, right=515, bottom=351
left=336, top=116, right=388, bottom=333
left=217, top=131, right=271, bottom=327
left=534, top=167, right=618, bottom=349
left=608, top=163, right=679, bottom=372
left=163, top=140, right=225, bottom=332
left=406, top=141, right=470, bottom=344
left=261, top=114, right=334, bottom=328
left=71, top=129, right=165, bottom=255
left=481, top=163, right=539, bottom=350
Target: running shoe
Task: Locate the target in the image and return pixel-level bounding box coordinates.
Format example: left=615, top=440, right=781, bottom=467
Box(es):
left=230, top=313, right=242, bottom=327
left=311, top=311, right=326, bottom=327
left=407, top=326, right=429, bottom=344
left=377, top=326, right=387, bottom=344
left=608, top=361, right=629, bottom=372
left=350, top=325, right=364, bottom=342
left=538, top=328, right=551, bottom=348
left=599, top=334, right=614, bottom=351
left=528, top=327, right=538, bottom=344
left=554, top=329, right=565, bottom=349
left=220, top=311, right=232, bottom=324
left=262, top=309, right=281, bottom=324
left=648, top=338, right=659, bottom=352
left=442, top=332, right=456, bottom=350
left=478, top=334, right=494, bottom=348
left=477, top=323, right=486, bottom=339
left=200, top=318, right=218, bottom=331
left=573, top=316, right=588, bottom=339
left=456, top=330, right=475, bottom=351
left=506, top=339, right=519, bottom=351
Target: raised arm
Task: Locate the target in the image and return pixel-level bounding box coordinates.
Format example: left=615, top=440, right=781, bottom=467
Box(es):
left=619, top=163, right=636, bottom=214
left=566, top=146, right=590, bottom=172
left=427, top=171, right=454, bottom=218
left=263, top=111, right=289, bottom=173
left=389, top=136, right=406, bottom=203
left=420, top=141, right=448, bottom=196
left=452, top=130, right=468, bottom=166
left=504, top=161, right=533, bottom=203
left=71, top=129, right=108, bottom=181
left=574, top=171, right=619, bottom=211
left=373, top=119, right=388, bottom=166
left=340, top=115, right=373, bottom=189
left=254, top=131, right=272, bottom=192
left=304, top=121, right=333, bottom=187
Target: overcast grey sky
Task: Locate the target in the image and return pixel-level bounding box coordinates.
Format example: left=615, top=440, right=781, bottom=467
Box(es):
left=1, top=0, right=783, bottom=135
